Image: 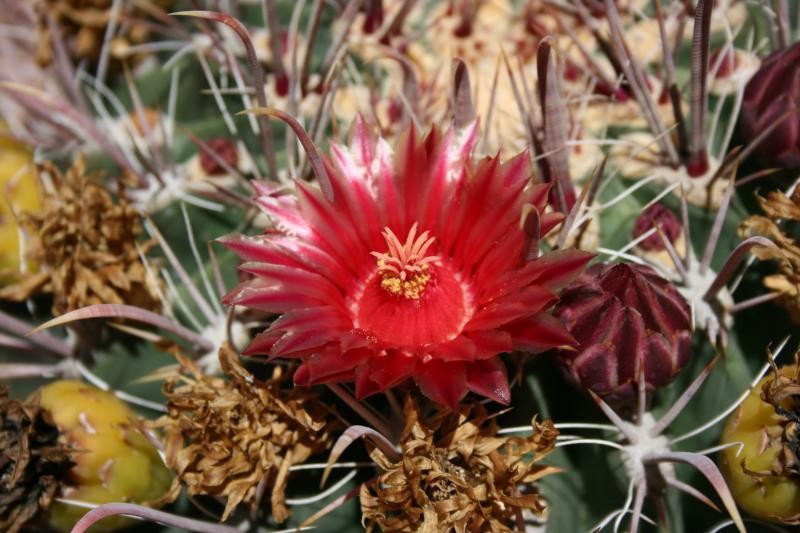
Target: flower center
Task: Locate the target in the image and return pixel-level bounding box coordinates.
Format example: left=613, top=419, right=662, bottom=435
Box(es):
left=370, top=223, right=438, bottom=300
left=355, top=223, right=471, bottom=347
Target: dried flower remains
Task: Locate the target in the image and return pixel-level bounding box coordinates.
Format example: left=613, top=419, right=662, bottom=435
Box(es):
left=154, top=343, right=336, bottom=522
left=0, top=386, right=73, bottom=533
left=741, top=189, right=800, bottom=323
left=0, top=157, right=161, bottom=315
left=360, top=397, right=559, bottom=532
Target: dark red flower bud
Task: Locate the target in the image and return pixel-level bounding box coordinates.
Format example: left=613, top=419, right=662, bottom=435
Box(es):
left=632, top=203, right=681, bottom=252
left=553, top=263, right=692, bottom=400
left=199, top=138, right=238, bottom=176
left=741, top=42, right=800, bottom=169
left=362, top=0, right=384, bottom=34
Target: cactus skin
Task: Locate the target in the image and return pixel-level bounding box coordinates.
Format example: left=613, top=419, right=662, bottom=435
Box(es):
left=741, top=42, right=800, bottom=170
left=553, top=263, right=692, bottom=401
left=38, top=381, right=173, bottom=533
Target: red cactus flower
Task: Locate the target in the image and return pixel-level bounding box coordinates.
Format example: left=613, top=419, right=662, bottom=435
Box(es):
left=741, top=42, right=800, bottom=170
left=220, top=121, right=592, bottom=408
left=553, top=262, right=692, bottom=401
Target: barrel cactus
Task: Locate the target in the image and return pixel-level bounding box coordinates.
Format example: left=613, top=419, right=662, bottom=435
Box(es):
left=0, top=0, right=794, bottom=531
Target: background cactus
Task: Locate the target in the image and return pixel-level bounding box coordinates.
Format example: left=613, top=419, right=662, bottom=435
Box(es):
left=0, top=0, right=798, bottom=532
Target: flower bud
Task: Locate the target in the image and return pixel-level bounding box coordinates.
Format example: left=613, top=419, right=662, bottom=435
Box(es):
left=553, top=263, right=692, bottom=400
left=199, top=137, right=239, bottom=176
left=632, top=203, right=681, bottom=252
left=741, top=42, right=800, bottom=169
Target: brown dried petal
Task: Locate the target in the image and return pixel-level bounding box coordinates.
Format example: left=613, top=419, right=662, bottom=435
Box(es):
left=0, top=386, right=74, bottom=533
left=742, top=192, right=800, bottom=322
left=361, top=398, right=558, bottom=532
left=2, top=157, right=162, bottom=317
left=152, top=344, right=335, bottom=523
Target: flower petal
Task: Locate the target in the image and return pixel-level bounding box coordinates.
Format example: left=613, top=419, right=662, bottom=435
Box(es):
left=415, top=360, right=467, bottom=409
left=467, top=358, right=510, bottom=405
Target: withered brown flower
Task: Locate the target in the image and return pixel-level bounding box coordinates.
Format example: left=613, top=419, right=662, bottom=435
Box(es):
left=741, top=190, right=800, bottom=322
left=154, top=343, right=336, bottom=523
left=0, top=386, right=74, bottom=533
left=360, top=398, right=559, bottom=532
left=0, top=156, right=162, bottom=315
left=34, top=0, right=168, bottom=67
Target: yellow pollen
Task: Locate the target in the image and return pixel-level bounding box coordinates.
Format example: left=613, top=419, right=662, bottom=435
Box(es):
left=371, top=223, right=438, bottom=300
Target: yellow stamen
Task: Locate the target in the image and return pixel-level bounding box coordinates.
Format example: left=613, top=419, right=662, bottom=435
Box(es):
left=371, top=223, right=438, bottom=299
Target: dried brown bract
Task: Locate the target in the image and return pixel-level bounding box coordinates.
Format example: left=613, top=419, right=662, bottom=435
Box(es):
left=154, top=343, right=336, bottom=523
left=0, top=386, right=74, bottom=533
left=360, top=398, right=559, bottom=532
left=0, top=157, right=162, bottom=315
left=741, top=190, right=800, bottom=322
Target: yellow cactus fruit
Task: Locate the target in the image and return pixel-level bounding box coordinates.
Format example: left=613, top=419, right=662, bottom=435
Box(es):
left=38, top=381, right=173, bottom=532
left=719, top=364, right=800, bottom=524
left=0, top=134, right=40, bottom=281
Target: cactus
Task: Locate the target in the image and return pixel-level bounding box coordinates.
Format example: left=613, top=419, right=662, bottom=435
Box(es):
left=0, top=0, right=797, bottom=532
